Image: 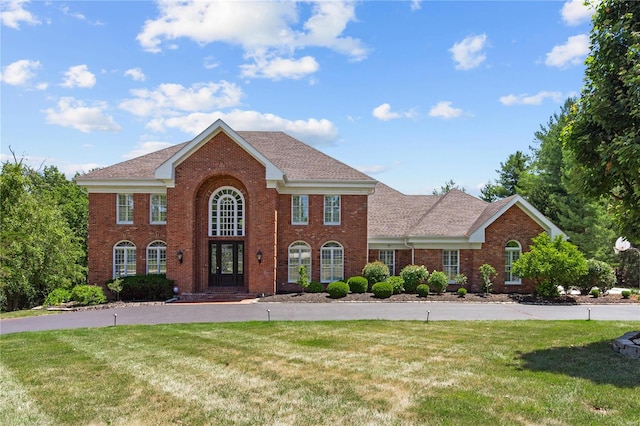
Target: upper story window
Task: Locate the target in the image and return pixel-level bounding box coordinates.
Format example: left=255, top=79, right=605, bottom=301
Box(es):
left=292, top=195, right=309, bottom=225
left=113, top=241, right=136, bottom=278
left=117, top=194, right=133, bottom=224
left=443, top=250, right=460, bottom=282
left=324, top=195, right=341, bottom=225
left=210, top=187, right=244, bottom=237
left=288, top=241, right=312, bottom=283
left=150, top=194, right=167, bottom=224
left=379, top=250, right=395, bottom=276
left=505, top=240, right=522, bottom=284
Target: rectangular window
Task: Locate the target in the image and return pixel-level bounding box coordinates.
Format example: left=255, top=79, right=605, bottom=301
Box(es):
left=117, top=194, right=133, bottom=224
left=292, top=195, right=309, bottom=225
left=505, top=251, right=521, bottom=284
left=443, top=250, right=460, bottom=282
left=324, top=195, right=341, bottom=225
left=150, top=194, right=167, bottom=224
left=379, top=250, right=395, bottom=275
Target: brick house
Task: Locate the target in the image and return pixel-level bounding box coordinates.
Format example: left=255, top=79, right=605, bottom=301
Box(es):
left=77, top=119, right=563, bottom=297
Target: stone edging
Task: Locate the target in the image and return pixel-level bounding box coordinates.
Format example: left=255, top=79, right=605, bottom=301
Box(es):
left=612, top=331, right=640, bottom=359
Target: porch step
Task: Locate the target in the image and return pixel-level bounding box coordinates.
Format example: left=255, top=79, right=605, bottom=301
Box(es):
left=176, top=291, right=257, bottom=303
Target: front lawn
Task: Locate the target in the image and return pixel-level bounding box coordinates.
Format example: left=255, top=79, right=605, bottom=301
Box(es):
left=1, top=320, right=639, bottom=425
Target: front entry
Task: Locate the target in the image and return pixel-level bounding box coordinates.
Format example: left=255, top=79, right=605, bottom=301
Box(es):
left=209, top=241, right=244, bottom=287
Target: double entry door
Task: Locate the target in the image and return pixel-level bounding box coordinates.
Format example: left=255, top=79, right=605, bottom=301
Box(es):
left=209, top=241, right=244, bottom=287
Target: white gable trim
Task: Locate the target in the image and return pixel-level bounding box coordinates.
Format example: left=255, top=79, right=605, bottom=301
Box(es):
left=155, top=119, right=285, bottom=188
left=468, top=195, right=565, bottom=243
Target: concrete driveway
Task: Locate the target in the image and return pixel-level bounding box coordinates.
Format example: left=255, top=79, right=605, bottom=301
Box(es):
left=2, top=301, right=639, bottom=335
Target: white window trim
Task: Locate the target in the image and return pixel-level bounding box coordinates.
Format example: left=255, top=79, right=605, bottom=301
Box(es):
left=324, top=195, right=341, bottom=225
left=320, top=241, right=344, bottom=283
left=150, top=194, right=167, bottom=225
left=117, top=194, right=133, bottom=225
left=146, top=240, right=166, bottom=274
left=505, top=240, right=522, bottom=285
left=443, top=250, right=460, bottom=283
left=288, top=241, right=312, bottom=283
left=291, top=195, right=309, bottom=225
left=209, top=186, right=245, bottom=237
left=379, top=250, right=395, bottom=276
left=113, top=240, right=136, bottom=278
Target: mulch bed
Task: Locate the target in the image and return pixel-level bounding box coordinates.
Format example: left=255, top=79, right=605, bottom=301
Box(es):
left=258, top=291, right=640, bottom=305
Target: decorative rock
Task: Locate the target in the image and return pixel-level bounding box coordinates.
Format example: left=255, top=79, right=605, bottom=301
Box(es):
left=612, top=331, right=640, bottom=359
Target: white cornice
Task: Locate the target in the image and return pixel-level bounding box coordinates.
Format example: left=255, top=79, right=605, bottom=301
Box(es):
left=76, top=179, right=167, bottom=194
left=276, top=179, right=377, bottom=195
left=368, top=236, right=482, bottom=250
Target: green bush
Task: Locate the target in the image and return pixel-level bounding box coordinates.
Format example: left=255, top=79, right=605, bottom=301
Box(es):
left=590, top=288, right=600, bottom=298
left=454, top=273, right=468, bottom=287
left=43, top=288, right=72, bottom=306
left=428, top=271, right=448, bottom=295
left=326, top=281, right=349, bottom=299
left=70, top=285, right=106, bottom=306
left=457, top=287, right=467, bottom=297
left=371, top=282, right=393, bottom=299
left=400, top=265, right=429, bottom=293
left=621, top=290, right=631, bottom=299
left=107, top=274, right=174, bottom=301
left=579, top=259, right=616, bottom=295
left=479, top=263, right=497, bottom=294
left=362, top=261, right=390, bottom=288
left=307, top=281, right=324, bottom=293
left=535, top=281, right=560, bottom=299
left=387, top=276, right=405, bottom=294
left=416, top=284, right=430, bottom=297
left=347, top=276, right=368, bottom=294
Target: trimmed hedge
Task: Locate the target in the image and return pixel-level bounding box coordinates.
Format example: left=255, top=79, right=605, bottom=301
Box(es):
left=106, top=274, right=174, bottom=301
left=362, top=261, right=390, bottom=289
left=44, top=288, right=72, bottom=307
left=347, top=276, right=368, bottom=293
left=428, top=271, right=448, bottom=295
left=326, top=281, right=349, bottom=299
left=372, top=282, right=393, bottom=299
left=400, top=265, right=428, bottom=293
left=307, top=281, right=324, bottom=293
left=416, top=284, right=430, bottom=297
left=71, top=285, right=106, bottom=306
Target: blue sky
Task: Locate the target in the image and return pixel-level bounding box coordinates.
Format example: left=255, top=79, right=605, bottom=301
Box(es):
left=1, top=0, right=596, bottom=195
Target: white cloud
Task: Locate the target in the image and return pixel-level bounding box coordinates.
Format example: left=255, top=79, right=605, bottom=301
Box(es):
left=449, top=34, right=488, bottom=70
left=123, top=141, right=173, bottom=159
left=61, top=65, right=96, bottom=88
left=240, top=55, right=319, bottom=80
left=1, top=59, right=40, bottom=86
left=355, top=164, right=388, bottom=175
left=1, top=0, right=41, bottom=29
left=410, top=1, right=422, bottom=12
left=545, top=34, right=590, bottom=68
left=147, top=109, right=338, bottom=146
left=499, top=91, right=564, bottom=106
left=124, top=67, right=145, bottom=81
left=372, top=103, right=416, bottom=121
left=428, top=101, right=463, bottom=119
left=561, top=0, right=598, bottom=26
left=43, top=97, right=122, bottom=133
left=119, top=81, right=244, bottom=117
left=136, top=0, right=367, bottom=79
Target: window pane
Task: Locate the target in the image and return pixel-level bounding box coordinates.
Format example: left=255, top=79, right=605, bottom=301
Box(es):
left=324, top=195, right=340, bottom=224
left=118, top=194, right=133, bottom=223
left=151, top=195, right=167, bottom=223
left=292, top=195, right=309, bottom=224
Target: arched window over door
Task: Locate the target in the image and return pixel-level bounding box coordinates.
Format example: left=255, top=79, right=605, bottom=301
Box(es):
left=505, top=240, right=522, bottom=284
left=209, top=187, right=244, bottom=236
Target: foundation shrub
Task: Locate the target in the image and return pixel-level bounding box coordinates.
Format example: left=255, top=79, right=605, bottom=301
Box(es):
left=621, top=290, right=631, bottom=299
left=71, top=285, right=106, bottom=306
left=387, top=276, right=405, bottom=294
left=416, top=284, right=430, bottom=297
left=590, top=288, right=600, bottom=298
left=580, top=259, right=616, bottom=295
left=43, top=288, right=72, bottom=306
left=457, top=287, right=468, bottom=297
left=362, top=261, right=390, bottom=289
left=107, top=274, right=174, bottom=301
left=326, top=281, right=349, bottom=299
left=535, top=281, right=561, bottom=299
left=428, top=271, right=449, bottom=295
left=400, top=265, right=429, bottom=293
left=371, top=282, right=393, bottom=299
left=307, top=281, right=324, bottom=293
left=347, top=276, right=368, bottom=294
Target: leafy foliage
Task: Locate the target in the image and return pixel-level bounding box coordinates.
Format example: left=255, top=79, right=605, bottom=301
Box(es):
left=107, top=277, right=123, bottom=301
left=479, top=264, right=497, bottom=294
left=362, top=261, right=390, bottom=288
left=306, top=281, right=324, bottom=293
left=371, top=282, right=393, bottom=299
left=70, top=285, right=106, bottom=306
left=416, top=284, right=430, bottom=297
left=43, top=288, right=72, bottom=306
left=347, top=276, right=368, bottom=294
left=512, top=233, right=588, bottom=297
left=400, top=265, right=428, bottom=293
left=562, top=1, right=640, bottom=240
left=580, top=259, right=616, bottom=295
left=453, top=273, right=468, bottom=287
left=427, top=271, right=448, bottom=295
left=432, top=179, right=466, bottom=195
left=106, top=274, right=174, bottom=301
left=387, top=276, right=405, bottom=294
left=457, top=287, right=467, bottom=297
left=480, top=151, right=530, bottom=202
left=297, top=265, right=310, bottom=292
left=326, top=281, right=349, bottom=299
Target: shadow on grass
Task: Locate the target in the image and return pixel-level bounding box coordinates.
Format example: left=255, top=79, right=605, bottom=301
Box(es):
left=516, top=340, right=640, bottom=388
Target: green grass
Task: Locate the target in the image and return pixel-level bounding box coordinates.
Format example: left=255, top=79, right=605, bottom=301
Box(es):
left=0, top=309, right=62, bottom=320
left=1, top=320, right=639, bottom=425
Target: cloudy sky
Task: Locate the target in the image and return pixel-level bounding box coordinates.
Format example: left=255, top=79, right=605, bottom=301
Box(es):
left=1, top=0, right=596, bottom=195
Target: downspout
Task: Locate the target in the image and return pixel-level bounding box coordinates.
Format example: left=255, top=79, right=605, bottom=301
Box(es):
left=403, top=238, right=415, bottom=264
